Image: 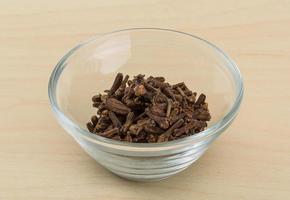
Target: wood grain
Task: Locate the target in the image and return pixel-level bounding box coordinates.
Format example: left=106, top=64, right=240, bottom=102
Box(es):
left=0, top=0, right=290, bottom=199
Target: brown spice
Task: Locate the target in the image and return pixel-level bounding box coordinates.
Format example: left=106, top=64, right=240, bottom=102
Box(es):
left=87, top=73, right=211, bottom=143
left=108, top=73, right=123, bottom=96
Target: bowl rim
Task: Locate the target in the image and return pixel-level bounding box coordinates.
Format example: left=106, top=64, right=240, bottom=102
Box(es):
left=48, top=27, right=244, bottom=150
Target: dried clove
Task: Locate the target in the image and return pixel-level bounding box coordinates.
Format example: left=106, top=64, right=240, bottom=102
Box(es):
left=108, top=73, right=123, bottom=96
left=145, top=108, right=169, bottom=129
left=150, top=104, right=167, bottom=117
left=157, top=119, right=185, bottom=142
left=147, top=134, right=157, bottom=143
left=99, top=127, right=119, bottom=138
left=115, top=75, right=129, bottom=98
left=105, top=98, right=131, bottom=115
left=86, top=122, right=94, bottom=133
left=195, top=94, right=206, bottom=107
left=87, top=73, right=211, bottom=143
left=121, top=111, right=134, bottom=133
left=144, top=125, right=164, bottom=134
left=92, top=94, right=102, bottom=102
left=108, top=111, right=122, bottom=128
left=91, top=115, right=98, bottom=125
left=124, top=133, right=133, bottom=142
left=166, top=99, right=172, bottom=118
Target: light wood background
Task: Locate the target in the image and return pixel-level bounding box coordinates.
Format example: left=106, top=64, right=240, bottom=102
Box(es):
left=1, top=0, right=290, bottom=199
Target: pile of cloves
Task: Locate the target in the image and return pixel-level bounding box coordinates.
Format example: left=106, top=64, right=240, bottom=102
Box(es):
left=86, top=73, right=211, bottom=143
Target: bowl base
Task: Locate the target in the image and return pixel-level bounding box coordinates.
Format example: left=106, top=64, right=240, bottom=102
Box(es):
left=106, top=159, right=199, bottom=182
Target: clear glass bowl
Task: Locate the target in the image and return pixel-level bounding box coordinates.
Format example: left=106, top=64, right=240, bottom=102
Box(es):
left=48, top=28, right=243, bottom=181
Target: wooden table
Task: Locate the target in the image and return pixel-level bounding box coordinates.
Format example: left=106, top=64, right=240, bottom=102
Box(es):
left=1, top=0, right=290, bottom=199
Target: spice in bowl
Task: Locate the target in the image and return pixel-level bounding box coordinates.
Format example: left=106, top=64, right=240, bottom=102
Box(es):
left=86, top=73, right=211, bottom=143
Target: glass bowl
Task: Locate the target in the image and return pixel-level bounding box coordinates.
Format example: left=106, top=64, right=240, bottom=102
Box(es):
left=48, top=28, right=243, bottom=181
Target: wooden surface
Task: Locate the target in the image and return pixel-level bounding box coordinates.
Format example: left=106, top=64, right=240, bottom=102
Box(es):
left=1, top=0, right=290, bottom=199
